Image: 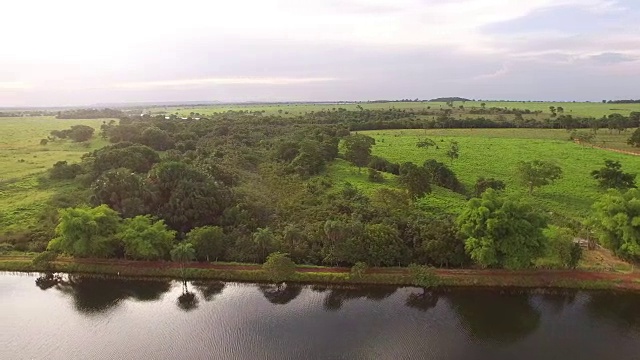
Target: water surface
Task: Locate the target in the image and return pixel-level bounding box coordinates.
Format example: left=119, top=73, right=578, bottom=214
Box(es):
left=1, top=272, right=639, bottom=359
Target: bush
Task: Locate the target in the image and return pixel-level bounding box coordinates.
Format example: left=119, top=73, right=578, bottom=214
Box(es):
left=263, top=252, right=296, bottom=284
left=49, top=161, right=82, bottom=180
left=0, top=242, right=14, bottom=254
left=368, top=168, right=384, bottom=183
left=350, top=262, right=368, bottom=279
left=40, top=139, right=49, bottom=146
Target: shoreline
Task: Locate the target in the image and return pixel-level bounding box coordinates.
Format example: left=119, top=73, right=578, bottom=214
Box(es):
left=2, top=256, right=639, bottom=291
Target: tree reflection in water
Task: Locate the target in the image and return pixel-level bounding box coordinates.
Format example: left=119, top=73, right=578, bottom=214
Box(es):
left=177, top=280, right=199, bottom=311
left=446, top=289, right=541, bottom=344
left=258, top=283, right=302, bottom=305
left=405, top=288, right=440, bottom=312
left=192, top=281, right=226, bottom=301
left=35, top=274, right=171, bottom=314
left=312, top=285, right=397, bottom=311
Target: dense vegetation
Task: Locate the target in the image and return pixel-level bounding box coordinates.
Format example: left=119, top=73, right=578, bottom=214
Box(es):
left=3, top=103, right=640, bottom=271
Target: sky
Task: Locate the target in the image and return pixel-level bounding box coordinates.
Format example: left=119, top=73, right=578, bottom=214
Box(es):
left=1, top=0, right=639, bottom=106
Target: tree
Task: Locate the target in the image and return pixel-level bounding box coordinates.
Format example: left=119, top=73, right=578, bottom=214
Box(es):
left=118, top=215, right=176, bottom=260
left=91, top=168, right=149, bottom=217
left=517, top=160, right=562, bottom=194
left=140, top=126, right=174, bottom=151
left=474, top=177, right=506, bottom=197
left=170, top=242, right=196, bottom=279
left=543, top=226, right=581, bottom=269
left=263, top=252, right=296, bottom=284
left=591, top=160, right=636, bottom=190
left=367, top=168, right=384, bottom=183
left=408, top=264, right=441, bottom=288
left=589, top=189, right=640, bottom=261
left=350, top=262, right=368, bottom=279
left=418, top=217, right=468, bottom=268
left=47, top=205, right=121, bottom=258
left=343, top=134, right=375, bottom=168
left=416, top=138, right=436, bottom=150
left=627, top=128, right=640, bottom=147
left=423, top=159, right=465, bottom=193
left=361, top=223, right=405, bottom=267
left=68, top=125, right=95, bottom=142
left=50, top=161, right=82, bottom=180
left=446, top=141, right=459, bottom=164
left=457, top=189, right=548, bottom=269
left=398, top=162, right=431, bottom=199
left=186, top=226, right=225, bottom=262
left=253, top=227, right=276, bottom=262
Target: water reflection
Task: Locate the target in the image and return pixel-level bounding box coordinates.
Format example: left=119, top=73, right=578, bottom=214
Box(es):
left=446, top=289, right=541, bottom=344
left=586, top=291, right=640, bottom=331
left=192, top=281, right=226, bottom=301
left=35, top=273, right=172, bottom=314
left=405, top=289, right=439, bottom=312
left=177, top=280, right=199, bottom=311
left=538, top=289, right=578, bottom=315
left=312, top=285, right=397, bottom=311
left=258, top=283, right=302, bottom=305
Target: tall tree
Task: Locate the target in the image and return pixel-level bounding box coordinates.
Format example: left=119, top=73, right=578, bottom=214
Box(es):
left=591, top=160, right=636, bottom=190
left=342, top=134, right=375, bottom=168
left=118, top=215, right=176, bottom=260
left=186, top=226, right=225, bottom=262
left=446, top=141, right=459, bottom=164
left=588, top=189, right=640, bottom=261
left=457, top=189, right=547, bottom=269
left=399, top=162, right=432, bottom=199
left=263, top=252, right=296, bottom=284
left=517, top=160, right=562, bottom=194
left=48, top=205, right=121, bottom=258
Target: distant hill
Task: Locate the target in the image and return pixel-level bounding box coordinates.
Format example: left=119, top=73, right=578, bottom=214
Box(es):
left=429, top=97, right=471, bottom=102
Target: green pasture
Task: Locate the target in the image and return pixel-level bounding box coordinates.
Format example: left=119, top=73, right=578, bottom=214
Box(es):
left=151, top=101, right=640, bottom=118
left=0, top=117, right=109, bottom=234
left=330, top=128, right=640, bottom=223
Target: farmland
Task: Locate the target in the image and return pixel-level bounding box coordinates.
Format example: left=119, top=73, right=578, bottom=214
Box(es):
left=150, top=100, right=640, bottom=118
left=327, top=128, right=640, bottom=223
left=0, top=117, right=109, bottom=238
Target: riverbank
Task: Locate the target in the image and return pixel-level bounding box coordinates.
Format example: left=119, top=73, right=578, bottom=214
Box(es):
left=2, top=255, right=639, bottom=290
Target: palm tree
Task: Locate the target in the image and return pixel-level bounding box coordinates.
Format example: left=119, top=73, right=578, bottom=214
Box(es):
left=171, top=243, right=195, bottom=288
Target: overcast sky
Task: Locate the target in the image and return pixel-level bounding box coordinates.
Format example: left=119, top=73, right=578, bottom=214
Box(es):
left=2, top=0, right=639, bottom=106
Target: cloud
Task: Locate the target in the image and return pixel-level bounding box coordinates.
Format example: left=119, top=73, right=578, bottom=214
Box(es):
left=114, top=77, right=339, bottom=90
left=588, top=52, right=637, bottom=64
left=0, top=82, right=31, bottom=90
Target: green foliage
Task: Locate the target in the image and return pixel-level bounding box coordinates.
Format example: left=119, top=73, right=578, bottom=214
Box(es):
left=446, top=141, right=460, bottom=163
left=458, top=189, right=547, bottom=269
left=343, top=134, right=375, bottom=168
left=67, top=125, right=95, bottom=142
left=48, top=205, right=121, bottom=258
left=0, top=242, right=14, bottom=254
left=543, top=226, right=581, bottom=269
left=399, top=162, right=432, bottom=199
left=263, top=251, right=296, bottom=283
left=423, top=159, right=465, bottom=193
left=49, top=161, right=82, bottom=180
left=416, top=138, right=436, bottom=150
left=170, top=242, right=196, bottom=263
left=367, top=168, right=384, bottom=183
left=408, top=263, right=441, bottom=288
left=140, top=126, right=174, bottom=151
left=474, top=177, right=506, bottom=197
left=591, top=160, right=636, bottom=190
left=90, top=143, right=160, bottom=175
left=32, top=250, right=58, bottom=266
left=517, top=160, right=562, bottom=194
left=627, top=128, right=640, bottom=147
left=589, top=189, right=640, bottom=261
left=350, top=261, right=368, bottom=279
left=417, top=216, right=468, bottom=267
left=361, top=223, right=405, bottom=267
left=118, top=215, right=176, bottom=260
left=91, top=168, right=149, bottom=217
left=186, top=226, right=225, bottom=262
left=253, top=228, right=277, bottom=263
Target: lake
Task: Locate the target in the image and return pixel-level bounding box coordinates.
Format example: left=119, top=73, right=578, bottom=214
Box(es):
left=1, top=272, right=639, bottom=359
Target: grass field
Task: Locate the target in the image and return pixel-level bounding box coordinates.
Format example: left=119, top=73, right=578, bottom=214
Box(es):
left=327, top=128, right=640, bottom=224
left=0, top=117, right=110, bottom=235
left=150, top=101, right=640, bottom=118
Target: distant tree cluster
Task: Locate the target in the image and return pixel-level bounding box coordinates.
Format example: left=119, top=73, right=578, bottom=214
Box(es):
left=56, top=108, right=125, bottom=119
